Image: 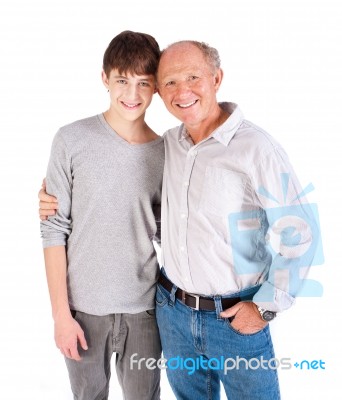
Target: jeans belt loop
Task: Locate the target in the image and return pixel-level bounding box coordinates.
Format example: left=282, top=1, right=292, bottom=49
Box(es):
left=186, top=292, right=200, bottom=310
left=169, top=285, right=177, bottom=306
left=213, top=296, right=223, bottom=320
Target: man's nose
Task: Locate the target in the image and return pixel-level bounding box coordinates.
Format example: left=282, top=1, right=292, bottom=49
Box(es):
left=176, top=81, right=192, bottom=97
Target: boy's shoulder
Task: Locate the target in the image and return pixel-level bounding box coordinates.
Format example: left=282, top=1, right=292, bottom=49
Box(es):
left=54, top=114, right=100, bottom=145
left=59, top=114, right=99, bottom=134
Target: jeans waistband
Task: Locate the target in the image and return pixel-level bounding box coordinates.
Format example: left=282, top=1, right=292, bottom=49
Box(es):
left=158, top=273, right=259, bottom=311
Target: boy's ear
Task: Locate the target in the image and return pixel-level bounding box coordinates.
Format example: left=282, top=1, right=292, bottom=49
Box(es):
left=101, top=70, right=109, bottom=89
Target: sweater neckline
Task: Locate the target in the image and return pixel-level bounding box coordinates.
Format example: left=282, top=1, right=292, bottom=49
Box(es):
left=97, top=113, right=163, bottom=149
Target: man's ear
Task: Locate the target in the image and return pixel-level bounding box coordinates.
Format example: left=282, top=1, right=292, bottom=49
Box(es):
left=101, top=70, right=109, bottom=89
left=214, top=68, right=224, bottom=92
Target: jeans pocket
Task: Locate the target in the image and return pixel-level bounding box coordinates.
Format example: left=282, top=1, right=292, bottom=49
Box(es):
left=224, top=318, right=268, bottom=337
left=145, top=308, right=156, bottom=318
left=155, top=284, right=168, bottom=307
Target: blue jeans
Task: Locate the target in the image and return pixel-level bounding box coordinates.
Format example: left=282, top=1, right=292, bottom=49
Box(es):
left=156, top=278, right=281, bottom=400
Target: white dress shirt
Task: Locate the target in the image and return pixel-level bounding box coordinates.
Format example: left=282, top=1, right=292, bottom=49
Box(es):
left=161, top=102, right=320, bottom=312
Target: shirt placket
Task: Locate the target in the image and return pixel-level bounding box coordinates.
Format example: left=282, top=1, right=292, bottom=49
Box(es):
left=178, top=145, right=198, bottom=286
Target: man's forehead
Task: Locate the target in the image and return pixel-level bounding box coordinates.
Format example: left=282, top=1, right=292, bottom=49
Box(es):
left=157, top=59, right=210, bottom=81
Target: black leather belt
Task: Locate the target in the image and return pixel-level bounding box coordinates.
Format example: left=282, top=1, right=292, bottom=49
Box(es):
left=158, top=274, right=241, bottom=311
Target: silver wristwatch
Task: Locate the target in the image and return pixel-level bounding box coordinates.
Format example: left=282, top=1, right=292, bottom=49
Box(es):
left=257, top=306, right=277, bottom=322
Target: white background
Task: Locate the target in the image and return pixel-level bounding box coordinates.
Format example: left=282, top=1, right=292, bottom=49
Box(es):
left=0, top=0, right=341, bottom=398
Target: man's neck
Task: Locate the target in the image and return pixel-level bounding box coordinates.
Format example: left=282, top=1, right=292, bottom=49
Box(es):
left=187, top=107, right=230, bottom=145
left=103, top=110, right=158, bottom=144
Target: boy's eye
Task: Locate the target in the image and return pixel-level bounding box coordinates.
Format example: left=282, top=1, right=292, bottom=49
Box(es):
left=139, top=82, right=150, bottom=87
left=117, top=79, right=127, bottom=84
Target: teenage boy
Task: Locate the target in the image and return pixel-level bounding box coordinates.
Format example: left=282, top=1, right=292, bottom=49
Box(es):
left=40, top=31, right=164, bottom=400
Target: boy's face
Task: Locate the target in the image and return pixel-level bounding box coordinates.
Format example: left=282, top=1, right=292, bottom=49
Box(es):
left=102, top=69, right=156, bottom=122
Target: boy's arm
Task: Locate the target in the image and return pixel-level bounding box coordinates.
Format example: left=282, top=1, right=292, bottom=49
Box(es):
left=44, top=246, right=88, bottom=360
left=39, top=179, right=58, bottom=221
left=41, top=131, right=87, bottom=360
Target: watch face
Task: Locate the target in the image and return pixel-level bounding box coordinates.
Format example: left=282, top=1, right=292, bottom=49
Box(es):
left=262, top=310, right=276, bottom=321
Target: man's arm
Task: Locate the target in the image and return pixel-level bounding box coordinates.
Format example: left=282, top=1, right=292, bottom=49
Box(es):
left=222, top=147, right=322, bottom=333
left=251, top=148, right=321, bottom=311
left=44, top=246, right=88, bottom=360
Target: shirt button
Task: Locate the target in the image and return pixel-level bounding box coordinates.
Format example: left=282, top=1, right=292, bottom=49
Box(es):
left=184, top=181, right=189, bottom=186
left=181, top=213, right=186, bottom=218
left=180, top=246, right=185, bottom=252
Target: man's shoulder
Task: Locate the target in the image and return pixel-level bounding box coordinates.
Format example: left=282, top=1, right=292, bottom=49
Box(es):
left=237, top=119, right=283, bottom=152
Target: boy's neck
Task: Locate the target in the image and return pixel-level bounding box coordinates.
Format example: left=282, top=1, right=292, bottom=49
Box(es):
left=103, top=110, right=158, bottom=144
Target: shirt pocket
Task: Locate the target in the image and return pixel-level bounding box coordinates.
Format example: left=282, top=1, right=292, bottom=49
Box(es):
left=199, top=166, right=246, bottom=217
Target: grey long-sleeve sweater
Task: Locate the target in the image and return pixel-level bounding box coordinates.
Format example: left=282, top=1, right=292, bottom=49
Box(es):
left=40, top=114, right=165, bottom=315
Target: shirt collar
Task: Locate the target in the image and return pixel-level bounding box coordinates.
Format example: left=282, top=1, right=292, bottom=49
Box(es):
left=212, top=102, right=244, bottom=146
left=178, top=102, right=244, bottom=146
left=179, top=125, right=190, bottom=142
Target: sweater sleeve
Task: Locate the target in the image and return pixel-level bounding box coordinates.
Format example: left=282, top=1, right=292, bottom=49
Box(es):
left=40, top=130, right=73, bottom=248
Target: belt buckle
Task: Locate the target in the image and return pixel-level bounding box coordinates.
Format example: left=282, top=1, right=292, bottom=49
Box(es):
left=184, top=292, right=200, bottom=310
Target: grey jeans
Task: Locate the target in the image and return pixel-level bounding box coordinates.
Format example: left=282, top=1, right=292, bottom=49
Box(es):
left=65, top=309, right=161, bottom=400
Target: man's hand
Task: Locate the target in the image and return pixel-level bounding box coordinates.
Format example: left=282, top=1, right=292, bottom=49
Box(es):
left=220, top=302, right=267, bottom=334
left=54, top=314, right=88, bottom=361
left=38, top=178, right=58, bottom=220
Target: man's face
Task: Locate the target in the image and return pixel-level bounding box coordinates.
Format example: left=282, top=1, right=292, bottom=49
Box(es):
left=102, top=69, right=156, bottom=122
left=157, top=43, right=222, bottom=129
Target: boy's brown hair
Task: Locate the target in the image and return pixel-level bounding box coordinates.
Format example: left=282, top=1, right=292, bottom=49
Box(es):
left=103, top=31, right=160, bottom=78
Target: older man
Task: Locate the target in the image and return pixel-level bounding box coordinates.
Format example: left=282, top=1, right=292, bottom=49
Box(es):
left=155, top=40, right=318, bottom=400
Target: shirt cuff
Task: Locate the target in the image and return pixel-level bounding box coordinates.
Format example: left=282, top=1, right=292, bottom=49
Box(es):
left=252, top=281, right=295, bottom=312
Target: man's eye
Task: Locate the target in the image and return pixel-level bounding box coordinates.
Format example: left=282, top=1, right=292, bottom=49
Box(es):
left=188, top=76, right=198, bottom=81
left=165, top=81, right=175, bottom=87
